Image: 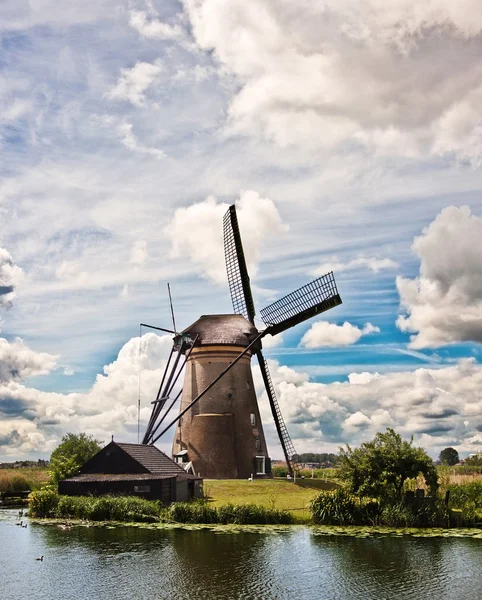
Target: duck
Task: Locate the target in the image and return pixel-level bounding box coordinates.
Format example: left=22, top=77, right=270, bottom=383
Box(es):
left=35, top=556, right=44, bottom=562
left=16, top=521, right=23, bottom=526
left=22, top=523, right=28, bottom=528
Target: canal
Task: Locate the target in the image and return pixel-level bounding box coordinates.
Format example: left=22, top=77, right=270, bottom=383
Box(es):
left=1, top=509, right=481, bottom=599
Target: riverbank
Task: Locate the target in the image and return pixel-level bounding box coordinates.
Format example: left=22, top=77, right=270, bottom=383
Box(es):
left=27, top=517, right=482, bottom=539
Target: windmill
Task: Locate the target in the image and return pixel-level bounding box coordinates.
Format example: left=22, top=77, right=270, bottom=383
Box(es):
left=142, top=205, right=342, bottom=478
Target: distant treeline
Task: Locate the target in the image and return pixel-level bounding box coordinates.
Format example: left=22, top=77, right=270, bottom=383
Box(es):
left=0, top=459, right=49, bottom=469
left=292, top=453, right=339, bottom=466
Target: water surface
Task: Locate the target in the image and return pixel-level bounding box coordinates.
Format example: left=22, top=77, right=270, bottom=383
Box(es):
left=2, top=509, right=481, bottom=599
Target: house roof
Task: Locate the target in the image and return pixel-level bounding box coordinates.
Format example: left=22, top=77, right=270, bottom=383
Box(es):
left=63, top=473, right=177, bottom=483
left=178, top=314, right=260, bottom=348
left=114, top=442, right=187, bottom=475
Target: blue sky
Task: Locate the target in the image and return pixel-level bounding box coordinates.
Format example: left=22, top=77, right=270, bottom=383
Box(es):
left=1, top=0, right=482, bottom=461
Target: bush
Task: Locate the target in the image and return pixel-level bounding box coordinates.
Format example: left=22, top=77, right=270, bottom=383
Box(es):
left=167, top=501, right=294, bottom=524
left=309, top=489, right=370, bottom=525
left=30, top=494, right=160, bottom=522
left=217, top=503, right=293, bottom=525
left=29, top=489, right=60, bottom=517
left=168, top=501, right=218, bottom=524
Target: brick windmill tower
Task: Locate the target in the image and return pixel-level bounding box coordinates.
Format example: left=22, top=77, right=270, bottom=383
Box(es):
left=143, top=206, right=342, bottom=478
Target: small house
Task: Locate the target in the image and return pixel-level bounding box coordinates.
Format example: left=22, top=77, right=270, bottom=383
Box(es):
left=58, top=441, right=203, bottom=503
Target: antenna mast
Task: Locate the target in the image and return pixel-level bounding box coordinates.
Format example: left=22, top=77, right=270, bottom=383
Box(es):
left=167, top=283, right=176, bottom=333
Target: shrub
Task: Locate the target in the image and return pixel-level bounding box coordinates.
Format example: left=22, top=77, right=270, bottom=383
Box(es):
left=167, top=501, right=294, bottom=524
left=310, top=489, right=365, bottom=525
left=53, top=495, right=160, bottom=522
left=168, top=501, right=218, bottom=523
left=29, top=489, right=60, bottom=517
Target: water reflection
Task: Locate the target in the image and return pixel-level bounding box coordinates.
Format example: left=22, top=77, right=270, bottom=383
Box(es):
left=309, top=534, right=482, bottom=599
left=2, top=510, right=482, bottom=600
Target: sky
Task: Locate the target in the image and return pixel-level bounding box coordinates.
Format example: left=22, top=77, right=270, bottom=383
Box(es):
left=1, top=0, right=482, bottom=461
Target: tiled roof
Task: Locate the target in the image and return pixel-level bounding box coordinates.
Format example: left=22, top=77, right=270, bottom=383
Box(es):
left=115, top=443, right=186, bottom=475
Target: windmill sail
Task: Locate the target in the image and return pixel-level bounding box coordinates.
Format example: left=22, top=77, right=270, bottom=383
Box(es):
left=256, top=350, right=297, bottom=475
left=260, top=272, right=342, bottom=336
left=223, top=204, right=297, bottom=474
left=223, top=205, right=256, bottom=323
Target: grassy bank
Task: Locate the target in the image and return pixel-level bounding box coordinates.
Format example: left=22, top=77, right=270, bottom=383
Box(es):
left=28, top=490, right=294, bottom=524
left=204, top=479, right=331, bottom=522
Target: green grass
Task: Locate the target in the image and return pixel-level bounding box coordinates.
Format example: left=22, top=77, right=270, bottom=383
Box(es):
left=203, top=479, right=325, bottom=523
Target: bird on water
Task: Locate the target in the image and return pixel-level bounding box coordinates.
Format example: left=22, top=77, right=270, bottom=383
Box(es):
left=35, top=556, right=44, bottom=561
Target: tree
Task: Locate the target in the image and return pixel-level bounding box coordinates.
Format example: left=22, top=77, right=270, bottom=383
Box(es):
left=338, top=428, right=438, bottom=503
left=49, top=433, right=102, bottom=484
left=439, top=447, right=459, bottom=466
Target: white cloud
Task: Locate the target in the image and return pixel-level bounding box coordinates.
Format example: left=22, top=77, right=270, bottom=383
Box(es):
left=314, top=256, right=398, bottom=276
left=397, top=206, right=482, bottom=348
left=107, top=61, right=163, bottom=107
left=261, top=333, right=284, bottom=349
left=117, top=122, right=165, bottom=158
left=256, top=357, right=482, bottom=456
left=0, top=333, right=173, bottom=456
left=130, top=240, right=148, bottom=266
left=0, top=337, right=58, bottom=382
left=184, top=0, right=482, bottom=162
left=166, top=190, right=287, bottom=284
left=129, top=10, right=184, bottom=41
left=301, top=321, right=380, bottom=348
left=0, top=247, right=23, bottom=308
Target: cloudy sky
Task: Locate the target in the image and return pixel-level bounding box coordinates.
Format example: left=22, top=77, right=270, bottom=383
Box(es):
left=1, top=0, right=482, bottom=461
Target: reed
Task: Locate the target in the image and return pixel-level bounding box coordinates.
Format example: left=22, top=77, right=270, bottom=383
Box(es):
left=0, top=468, right=49, bottom=493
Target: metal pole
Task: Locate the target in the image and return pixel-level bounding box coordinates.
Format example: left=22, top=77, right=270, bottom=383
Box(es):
left=167, top=283, right=177, bottom=333
left=151, top=331, right=265, bottom=444
left=140, top=323, right=177, bottom=335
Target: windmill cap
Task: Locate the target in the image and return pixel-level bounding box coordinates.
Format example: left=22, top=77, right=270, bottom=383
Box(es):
left=178, top=314, right=260, bottom=348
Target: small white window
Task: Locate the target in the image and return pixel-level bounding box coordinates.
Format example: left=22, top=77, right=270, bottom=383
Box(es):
left=255, top=437, right=261, bottom=451
left=250, top=413, right=256, bottom=426
left=134, top=485, right=150, bottom=493
left=255, top=456, right=265, bottom=475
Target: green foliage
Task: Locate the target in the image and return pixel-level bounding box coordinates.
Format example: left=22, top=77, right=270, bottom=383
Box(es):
left=310, top=489, right=358, bottom=525
left=218, top=503, right=294, bottom=524
left=464, top=454, right=482, bottom=467
left=272, top=465, right=289, bottom=477
left=447, top=481, right=482, bottom=510
left=167, top=501, right=294, bottom=524
left=168, top=501, right=218, bottom=524
left=29, top=489, right=60, bottom=517
left=49, top=433, right=102, bottom=484
left=338, top=428, right=438, bottom=502
left=439, top=447, right=459, bottom=466
left=34, top=494, right=160, bottom=522
left=309, top=489, right=378, bottom=525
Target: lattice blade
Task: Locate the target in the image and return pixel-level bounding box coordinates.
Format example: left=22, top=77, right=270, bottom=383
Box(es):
left=256, top=350, right=296, bottom=477
left=223, top=205, right=256, bottom=323
left=260, top=272, right=342, bottom=336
